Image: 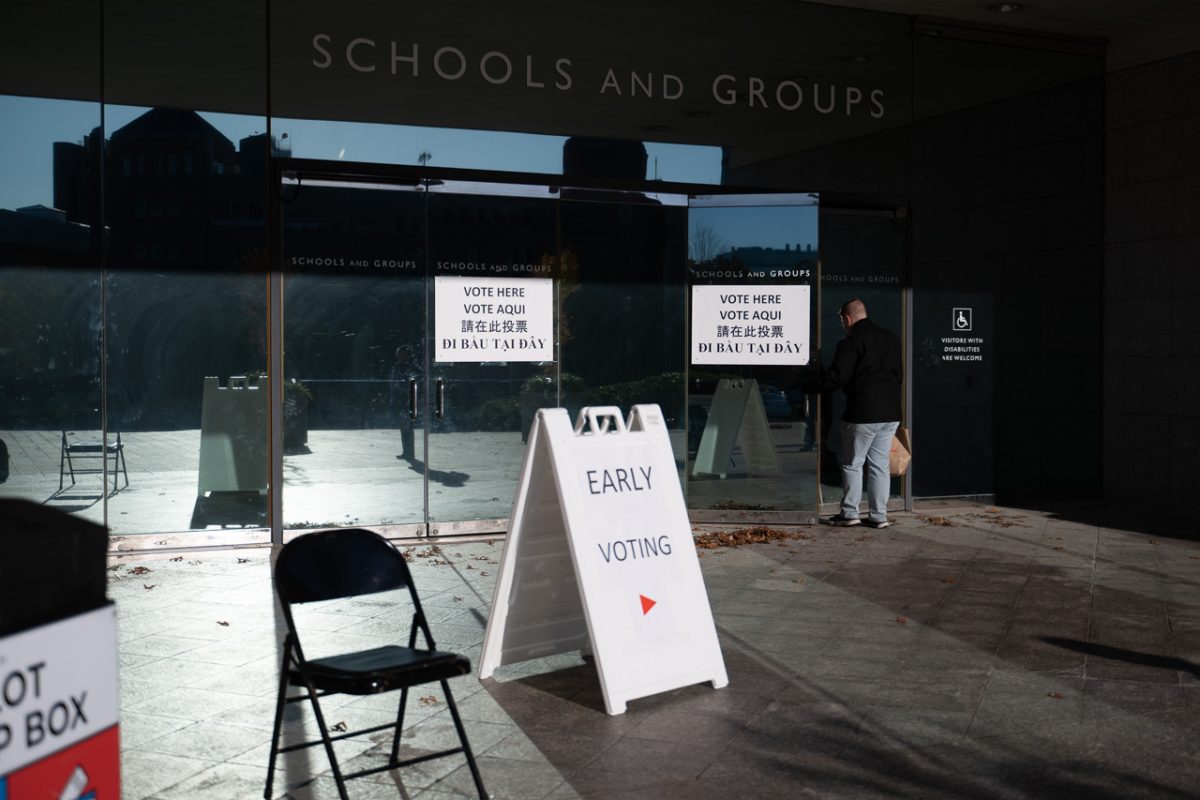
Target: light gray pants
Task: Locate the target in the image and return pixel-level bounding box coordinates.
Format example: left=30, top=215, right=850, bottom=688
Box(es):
left=840, top=420, right=899, bottom=522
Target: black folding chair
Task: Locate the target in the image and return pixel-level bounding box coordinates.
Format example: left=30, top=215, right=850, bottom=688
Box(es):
left=60, top=430, right=129, bottom=492
left=264, top=528, right=487, bottom=800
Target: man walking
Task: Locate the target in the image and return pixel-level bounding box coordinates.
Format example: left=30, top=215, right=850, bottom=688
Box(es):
left=818, top=299, right=902, bottom=528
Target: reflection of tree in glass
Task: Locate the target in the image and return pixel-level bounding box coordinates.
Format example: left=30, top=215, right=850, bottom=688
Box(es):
left=688, top=223, right=728, bottom=265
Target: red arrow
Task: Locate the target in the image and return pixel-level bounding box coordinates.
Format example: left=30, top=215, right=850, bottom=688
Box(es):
left=640, top=595, right=657, bottom=615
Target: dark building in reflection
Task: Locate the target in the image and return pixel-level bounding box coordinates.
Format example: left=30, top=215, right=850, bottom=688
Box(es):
left=54, top=108, right=287, bottom=271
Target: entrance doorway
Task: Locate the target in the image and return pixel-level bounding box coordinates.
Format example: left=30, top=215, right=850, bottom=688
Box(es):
left=273, top=161, right=827, bottom=539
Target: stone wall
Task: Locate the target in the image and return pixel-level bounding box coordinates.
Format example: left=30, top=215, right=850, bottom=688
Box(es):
left=729, top=74, right=1107, bottom=501
left=1104, top=51, right=1200, bottom=511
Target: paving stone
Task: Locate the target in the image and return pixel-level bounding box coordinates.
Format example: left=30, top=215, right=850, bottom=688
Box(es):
left=93, top=503, right=1200, bottom=798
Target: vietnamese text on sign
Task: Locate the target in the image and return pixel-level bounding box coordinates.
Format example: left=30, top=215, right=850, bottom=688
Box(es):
left=691, top=284, right=810, bottom=365
left=435, top=276, right=553, bottom=362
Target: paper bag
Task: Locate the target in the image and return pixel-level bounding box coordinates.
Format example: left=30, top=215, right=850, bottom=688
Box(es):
left=889, top=427, right=912, bottom=477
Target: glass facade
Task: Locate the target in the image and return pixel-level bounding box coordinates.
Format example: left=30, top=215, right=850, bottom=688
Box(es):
left=1, top=94, right=105, bottom=526
left=0, top=0, right=1113, bottom=546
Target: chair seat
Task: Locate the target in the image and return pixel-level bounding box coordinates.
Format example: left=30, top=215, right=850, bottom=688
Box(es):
left=296, top=645, right=470, bottom=694
left=67, top=441, right=121, bottom=453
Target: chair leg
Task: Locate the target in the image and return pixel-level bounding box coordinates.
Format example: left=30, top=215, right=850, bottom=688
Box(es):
left=441, top=679, right=487, bottom=800
left=389, top=686, right=412, bottom=764
left=300, top=675, right=351, bottom=800
left=60, top=433, right=76, bottom=490
left=118, top=446, right=129, bottom=488
left=263, top=650, right=292, bottom=800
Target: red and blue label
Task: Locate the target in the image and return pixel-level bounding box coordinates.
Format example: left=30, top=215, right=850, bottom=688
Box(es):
left=0, top=725, right=119, bottom=799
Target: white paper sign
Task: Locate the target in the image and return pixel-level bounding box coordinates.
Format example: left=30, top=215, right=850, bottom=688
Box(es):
left=0, top=605, right=119, bottom=775
left=691, top=284, right=810, bottom=365
left=435, top=276, right=553, bottom=362
left=480, top=405, right=728, bottom=714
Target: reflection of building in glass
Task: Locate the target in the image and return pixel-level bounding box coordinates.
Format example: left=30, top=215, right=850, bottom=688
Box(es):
left=53, top=108, right=289, bottom=270
left=722, top=244, right=817, bottom=274
left=0, top=205, right=91, bottom=265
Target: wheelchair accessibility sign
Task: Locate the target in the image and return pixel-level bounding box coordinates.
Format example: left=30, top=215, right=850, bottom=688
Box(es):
left=952, top=307, right=973, bottom=331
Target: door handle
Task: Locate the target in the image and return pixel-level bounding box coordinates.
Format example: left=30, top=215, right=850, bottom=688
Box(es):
left=436, top=379, right=445, bottom=420
left=408, top=379, right=418, bottom=420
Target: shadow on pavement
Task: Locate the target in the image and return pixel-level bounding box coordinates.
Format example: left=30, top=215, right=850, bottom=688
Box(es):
left=405, top=458, right=470, bottom=488
left=1043, top=637, right=1200, bottom=677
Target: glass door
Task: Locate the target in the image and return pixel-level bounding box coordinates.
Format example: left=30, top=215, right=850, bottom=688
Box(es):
left=275, top=164, right=827, bottom=538
left=424, top=180, right=559, bottom=534
left=685, top=193, right=820, bottom=521
left=279, top=174, right=428, bottom=533
left=817, top=206, right=908, bottom=515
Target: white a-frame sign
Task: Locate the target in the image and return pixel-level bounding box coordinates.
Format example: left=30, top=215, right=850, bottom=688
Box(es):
left=692, top=378, right=781, bottom=479
left=479, top=405, right=728, bottom=714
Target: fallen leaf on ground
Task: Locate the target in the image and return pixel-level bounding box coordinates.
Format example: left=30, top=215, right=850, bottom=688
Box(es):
left=419, top=696, right=439, bottom=706
left=143, top=584, right=156, bottom=590
left=1047, top=692, right=1063, bottom=700
left=896, top=616, right=908, bottom=625
left=330, top=721, right=347, bottom=732
left=923, top=516, right=953, bottom=527
left=217, top=620, right=230, bottom=626
left=942, top=577, right=957, bottom=584
left=695, top=526, right=805, bottom=549
left=1054, top=546, right=1065, bottom=551
left=453, top=596, right=463, bottom=602
left=1148, top=539, right=1159, bottom=545
left=968, top=513, right=1021, bottom=527
left=169, top=556, right=183, bottom=562
left=237, top=557, right=250, bottom=563
left=128, top=566, right=152, bottom=575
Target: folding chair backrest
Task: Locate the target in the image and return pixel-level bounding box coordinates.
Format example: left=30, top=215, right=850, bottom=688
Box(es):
left=276, top=528, right=413, bottom=606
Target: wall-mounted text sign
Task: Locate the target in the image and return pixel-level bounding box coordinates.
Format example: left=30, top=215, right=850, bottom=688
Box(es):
left=691, top=284, right=810, bottom=365
left=435, top=276, right=553, bottom=362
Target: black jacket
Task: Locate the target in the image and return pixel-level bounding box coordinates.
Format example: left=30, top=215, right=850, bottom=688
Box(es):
left=818, top=318, right=902, bottom=423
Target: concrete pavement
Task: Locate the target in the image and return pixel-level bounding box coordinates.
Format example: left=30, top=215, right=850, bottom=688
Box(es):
left=105, top=500, right=1200, bottom=799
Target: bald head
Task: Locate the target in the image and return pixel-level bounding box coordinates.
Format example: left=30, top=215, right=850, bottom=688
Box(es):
left=840, top=299, right=867, bottom=329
